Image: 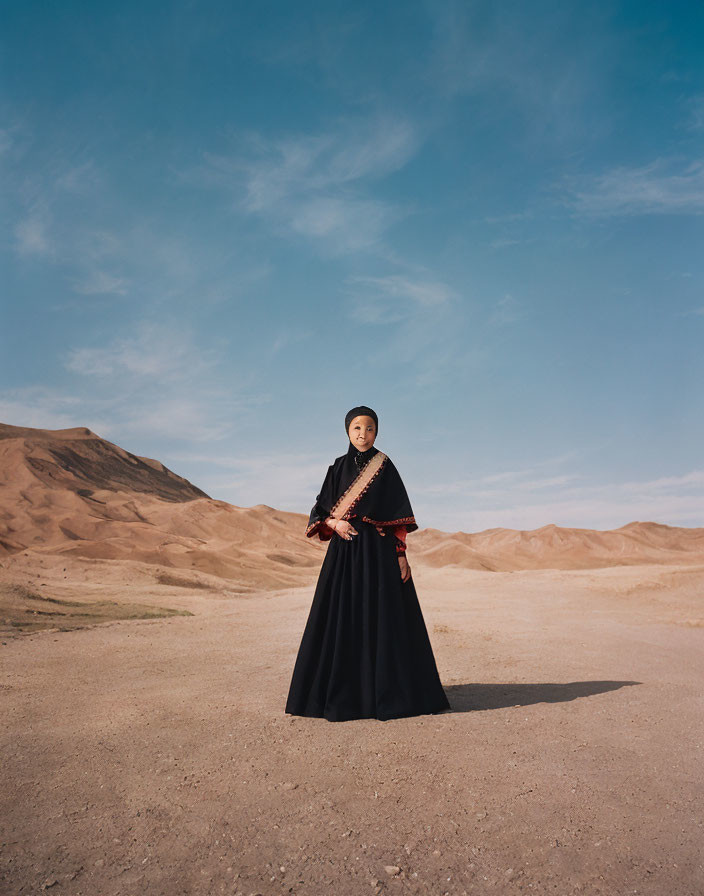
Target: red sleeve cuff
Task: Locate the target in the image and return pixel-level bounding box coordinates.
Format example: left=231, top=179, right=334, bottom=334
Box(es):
left=393, top=525, right=407, bottom=554
left=306, top=519, right=334, bottom=541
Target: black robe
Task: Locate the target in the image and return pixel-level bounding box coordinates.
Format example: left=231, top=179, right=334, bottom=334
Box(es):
left=285, top=442, right=450, bottom=722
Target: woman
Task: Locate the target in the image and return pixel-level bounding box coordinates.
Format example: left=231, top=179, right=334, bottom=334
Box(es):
left=285, top=405, right=451, bottom=722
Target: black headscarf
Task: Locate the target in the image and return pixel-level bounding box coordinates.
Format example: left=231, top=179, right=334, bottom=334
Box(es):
left=306, top=408, right=417, bottom=540
left=344, top=405, right=380, bottom=472
left=344, top=405, right=378, bottom=435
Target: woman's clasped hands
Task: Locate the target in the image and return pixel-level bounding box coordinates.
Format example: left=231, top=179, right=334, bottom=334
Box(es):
left=327, top=518, right=358, bottom=541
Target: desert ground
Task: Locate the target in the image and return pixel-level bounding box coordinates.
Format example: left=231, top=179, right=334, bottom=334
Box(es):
left=2, top=423, right=704, bottom=895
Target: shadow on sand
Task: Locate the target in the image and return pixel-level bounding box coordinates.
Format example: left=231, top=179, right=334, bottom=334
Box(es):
left=443, top=680, right=641, bottom=713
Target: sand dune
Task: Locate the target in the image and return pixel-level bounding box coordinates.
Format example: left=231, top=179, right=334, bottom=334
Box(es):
left=1, top=422, right=702, bottom=588
left=410, top=520, right=704, bottom=570
left=0, top=422, right=326, bottom=593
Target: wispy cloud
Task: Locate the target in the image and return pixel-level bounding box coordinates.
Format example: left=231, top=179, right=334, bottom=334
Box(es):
left=341, top=269, right=477, bottom=387
left=6, top=146, right=129, bottom=297
left=413, top=466, right=704, bottom=531
left=54, top=159, right=102, bottom=193
left=344, top=269, right=526, bottom=386
left=416, top=468, right=581, bottom=499
left=418, top=465, right=704, bottom=499
left=237, top=117, right=417, bottom=207
left=269, top=328, right=311, bottom=355
left=489, top=237, right=521, bottom=249
left=71, top=270, right=129, bottom=296
left=5, top=141, right=212, bottom=308
left=0, top=387, right=98, bottom=433
left=427, top=1, right=613, bottom=146
left=15, top=319, right=272, bottom=444
left=488, top=293, right=521, bottom=326
left=684, top=94, right=704, bottom=131
left=14, top=205, right=54, bottom=257
left=1, top=318, right=267, bottom=446
left=484, top=211, right=534, bottom=224
left=172, top=450, right=332, bottom=510
left=110, top=397, right=239, bottom=444
left=565, top=158, right=704, bottom=216
left=427, top=492, right=704, bottom=532
left=0, top=384, right=240, bottom=445
left=347, top=273, right=456, bottom=324
left=0, top=127, right=16, bottom=156
left=62, top=320, right=221, bottom=382
left=191, top=115, right=420, bottom=254
left=289, top=196, right=395, bottom=252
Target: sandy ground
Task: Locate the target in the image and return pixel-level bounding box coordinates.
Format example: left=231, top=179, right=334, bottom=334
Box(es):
left=2, top=562, right=704, bottom=896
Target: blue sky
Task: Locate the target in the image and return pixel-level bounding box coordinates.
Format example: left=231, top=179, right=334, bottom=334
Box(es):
left=2, top=0, right=703, bottom=531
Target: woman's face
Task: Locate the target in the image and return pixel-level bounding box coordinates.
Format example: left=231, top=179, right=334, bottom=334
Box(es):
left=348, top=415, right=377, bottom=451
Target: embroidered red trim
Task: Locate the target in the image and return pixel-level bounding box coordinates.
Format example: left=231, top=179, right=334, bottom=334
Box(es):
left=361, top=515, right=416, bottom=527
left=359, top=516, right=414, bottom=552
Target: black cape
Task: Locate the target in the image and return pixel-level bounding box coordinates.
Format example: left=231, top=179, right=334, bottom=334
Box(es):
left=285, top=442, right=450, bottom=722
left=304, top=443, right=418, bottom=544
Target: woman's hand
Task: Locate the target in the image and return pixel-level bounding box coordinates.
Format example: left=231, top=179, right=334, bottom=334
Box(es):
left=398, top=554, right=411, bottom=583
left=328, top=518, right=358, bottom=541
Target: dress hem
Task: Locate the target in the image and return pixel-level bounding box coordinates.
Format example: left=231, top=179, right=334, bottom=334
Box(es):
left=284, top=698, right=451, bottom=723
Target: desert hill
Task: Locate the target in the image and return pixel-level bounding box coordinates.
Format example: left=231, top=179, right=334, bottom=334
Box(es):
left=409, top=520, right=704, bottom=571
left=1, top=422, right=703, bottom=590
left=0, top=422, right=209, bottom=506
left=0, top=422, right=324, bottom=591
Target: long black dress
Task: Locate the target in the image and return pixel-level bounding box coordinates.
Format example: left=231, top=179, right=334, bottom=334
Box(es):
left=285, top=442, right=450, bottom=722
